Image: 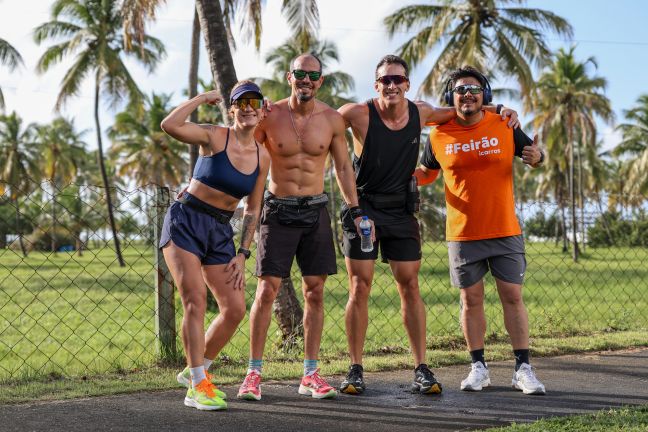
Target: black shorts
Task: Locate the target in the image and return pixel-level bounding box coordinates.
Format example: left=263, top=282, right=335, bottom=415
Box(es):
left=159, top=197, right=235, bottom=265
left=255, top=202, right=337, bottom=278
left=341, top=209, right=422, bottom=262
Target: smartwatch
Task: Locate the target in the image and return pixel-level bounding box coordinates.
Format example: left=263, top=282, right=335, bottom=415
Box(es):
left=349, top=206, right=364, bottom=220
left=237, top=247, right=251, bottom=260
left=496, top=104, right=503, bottom=114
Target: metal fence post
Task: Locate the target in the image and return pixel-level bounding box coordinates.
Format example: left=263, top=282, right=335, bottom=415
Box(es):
left=154, top=186, right=176, bottom=361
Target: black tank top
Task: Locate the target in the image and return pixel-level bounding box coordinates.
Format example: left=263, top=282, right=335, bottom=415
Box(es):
left=353, top=99, right=421, bottom=224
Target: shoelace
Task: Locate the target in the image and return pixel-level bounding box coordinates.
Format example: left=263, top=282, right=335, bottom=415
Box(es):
left=308, top=371, right=330, bottom=389
left=243, top=372, right=261, bottom=389
left=518, top=366, right=539, bottom=384
left=196, top=380, right=216, bottom=398
left=418, top=366, right=435, bottom=383
left=348, top=366, right=363, bottom=382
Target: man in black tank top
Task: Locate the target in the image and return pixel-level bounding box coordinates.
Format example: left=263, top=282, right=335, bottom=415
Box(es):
left=337, top=55, right=519, bottom=396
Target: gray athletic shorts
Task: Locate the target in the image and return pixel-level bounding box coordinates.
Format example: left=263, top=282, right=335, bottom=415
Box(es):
left=448, top=235, right=526, bottom=288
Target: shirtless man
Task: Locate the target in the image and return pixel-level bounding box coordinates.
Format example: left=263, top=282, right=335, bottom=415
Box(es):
left=337, top=55, right=518, bottom=395
left=237, top=54, right=366, bottom=401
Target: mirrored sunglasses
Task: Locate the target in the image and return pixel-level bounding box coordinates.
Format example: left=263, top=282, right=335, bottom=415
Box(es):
left=233, top=98, right=264, bottom=110
left=291, top=69, right=322, bottom=81
left=376, top=75, right=409, bottom=85
left=453, top=84, right=483, bottom=95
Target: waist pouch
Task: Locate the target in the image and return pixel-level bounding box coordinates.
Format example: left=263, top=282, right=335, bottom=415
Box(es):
left=266, top=193, right=328, bottom=228
left=405, top=176, right=420, bottom=214
left=361, top=192, right=406, bottom=209
left=178, top=194, right=233, bottom=224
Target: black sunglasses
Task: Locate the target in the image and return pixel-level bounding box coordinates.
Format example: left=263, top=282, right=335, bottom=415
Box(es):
left=376, top=75, right=409, bottom=85
left=453, top=84, right=483, bottom=95
left=233, top=98, right=264, bottom=110
left=291, top=69, right=322, bottom=81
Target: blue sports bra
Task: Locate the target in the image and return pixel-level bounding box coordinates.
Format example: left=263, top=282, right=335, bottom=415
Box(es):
left=192, top=128, right=260, bottom=199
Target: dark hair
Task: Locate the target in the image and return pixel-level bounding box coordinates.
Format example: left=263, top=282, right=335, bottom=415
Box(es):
left=375, top=55, right=409, bottom=79
left=448, top=66, right=487, bottom=89
left=290, top=53, right=323, bottom=72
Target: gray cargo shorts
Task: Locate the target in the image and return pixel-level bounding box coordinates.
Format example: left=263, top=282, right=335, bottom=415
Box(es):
left=448, top=235, right=526, bottom=288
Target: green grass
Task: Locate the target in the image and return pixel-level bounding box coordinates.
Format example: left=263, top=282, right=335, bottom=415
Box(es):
left=1, top=240, right=647, bottom=385
left=487, top=405, right=648, bottom=431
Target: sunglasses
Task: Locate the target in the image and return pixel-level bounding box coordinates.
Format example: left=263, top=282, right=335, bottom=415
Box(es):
left=232, top=98, right=264, bottom=110
left=376, top=75, right=409, bottom=85
left=291, top=69, right=322, bottom=81
left=453, top=84, right=483, bottom=95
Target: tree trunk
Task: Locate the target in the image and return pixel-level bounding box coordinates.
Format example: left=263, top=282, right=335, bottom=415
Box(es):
left=558, top=188, right=568, bottom=252
left=567, top=117, right=579, bottom=262
left=272, top=277, right=304, bottom=350
left=94, top=76, right=125, bottom=267
left=195, top=0, right=237, bottom=121
left=14, top=197, right=26, bottom=257
left=51, top=182, right=57, bottom=253
left=188, top=6, right=200, bottom=173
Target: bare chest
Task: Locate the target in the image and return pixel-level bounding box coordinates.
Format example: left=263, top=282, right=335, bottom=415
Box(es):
left=265, top=113, right=332, bottom=157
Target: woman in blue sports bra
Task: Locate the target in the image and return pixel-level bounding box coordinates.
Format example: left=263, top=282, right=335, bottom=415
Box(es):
left=159, top=81, right=270, bottom=411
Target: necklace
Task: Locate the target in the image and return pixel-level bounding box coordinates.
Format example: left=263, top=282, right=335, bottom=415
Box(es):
left=232, top=127, right=257, bottom=149
left=287, top=101, right=315, bottom=145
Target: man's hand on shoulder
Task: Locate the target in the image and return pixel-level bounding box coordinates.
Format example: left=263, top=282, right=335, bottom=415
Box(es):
left=498, top=105, right=520, bottom=129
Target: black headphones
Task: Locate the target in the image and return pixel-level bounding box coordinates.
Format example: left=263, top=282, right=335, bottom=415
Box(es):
left=444, top=71, right=492, bottom=106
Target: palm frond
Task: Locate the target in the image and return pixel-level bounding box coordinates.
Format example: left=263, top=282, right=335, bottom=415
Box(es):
left=0, top=39, right=24, bottom=70
left=55, top=49, right=94, bottom=110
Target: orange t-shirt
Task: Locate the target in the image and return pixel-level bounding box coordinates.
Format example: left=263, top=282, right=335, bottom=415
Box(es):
left=423, top=111, right=522, bottom=241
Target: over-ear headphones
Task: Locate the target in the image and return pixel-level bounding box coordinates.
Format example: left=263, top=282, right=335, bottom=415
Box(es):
left=444, top=71, right=492, bottom=106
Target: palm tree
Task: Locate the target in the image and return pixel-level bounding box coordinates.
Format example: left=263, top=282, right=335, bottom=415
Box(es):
left=0, top=38, right=24, bottom=111
left=383, top=0, right=573, bottom=101
left=530, top=47, right=613, bottom=261
left=615, top=95, right=648, bottom=198
left=258, top=38, right=355, bottom=107
left=0, top=112, right=39, bottom=256
left=35, top=118, right=87, bottom=253
left=196, top=0, right=320, bottom=114
left=34, top=0, right=166, bottom=267
left=109, top=92, right=188, bottom=188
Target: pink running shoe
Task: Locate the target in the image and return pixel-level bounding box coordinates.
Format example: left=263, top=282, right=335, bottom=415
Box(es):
left=237, top=370, right=262, bottom=401
left=298, top=369, right=338, bottom=399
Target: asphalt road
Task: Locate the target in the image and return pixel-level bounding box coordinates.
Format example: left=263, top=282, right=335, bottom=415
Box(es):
left=2, top=348, right=647, bottom=432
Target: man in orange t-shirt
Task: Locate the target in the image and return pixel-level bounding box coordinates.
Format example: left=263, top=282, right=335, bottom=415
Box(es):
left=415, top=66, right=547, bottom=395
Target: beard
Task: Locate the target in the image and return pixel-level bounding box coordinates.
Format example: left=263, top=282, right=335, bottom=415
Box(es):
left=459, top=98, right=482, bottom=116
left=295, top=84, right=315, bottom=102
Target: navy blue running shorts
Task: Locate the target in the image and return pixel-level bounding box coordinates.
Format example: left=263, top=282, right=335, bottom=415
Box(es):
left=159, top=198, right=235, bottom=265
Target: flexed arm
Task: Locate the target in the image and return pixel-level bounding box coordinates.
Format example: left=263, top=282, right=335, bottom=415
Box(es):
left=161, top=90, right=223, bottom=146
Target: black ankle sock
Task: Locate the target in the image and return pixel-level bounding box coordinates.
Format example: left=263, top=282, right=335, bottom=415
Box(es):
left=514, top=349, right=530, bottom=371
left=470, top=349, right=485, bottom=366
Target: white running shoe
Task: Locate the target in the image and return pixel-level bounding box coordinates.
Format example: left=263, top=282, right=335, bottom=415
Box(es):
left=461, top=361, right=490, bottom=391
left=512, top=363, right=546, bottom=395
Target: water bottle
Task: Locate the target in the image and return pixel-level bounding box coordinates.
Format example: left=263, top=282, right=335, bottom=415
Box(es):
left=359, top=216, right=373, bottom=253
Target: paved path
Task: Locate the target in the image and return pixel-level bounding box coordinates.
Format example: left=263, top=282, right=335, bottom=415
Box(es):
left=2, top=349, right=647, bottom=431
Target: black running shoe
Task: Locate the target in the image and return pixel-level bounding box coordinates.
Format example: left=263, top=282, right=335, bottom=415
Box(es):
left=412, top=364, right=442, bottom=394
left=340, top=364, right=365, bottom=395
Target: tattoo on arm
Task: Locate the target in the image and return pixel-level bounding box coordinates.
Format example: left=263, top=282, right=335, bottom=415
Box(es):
left=240, top=214, right=257, bottom=248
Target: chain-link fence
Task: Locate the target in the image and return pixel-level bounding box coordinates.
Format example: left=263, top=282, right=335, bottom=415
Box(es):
left=1, top=178, right=647, bottom=382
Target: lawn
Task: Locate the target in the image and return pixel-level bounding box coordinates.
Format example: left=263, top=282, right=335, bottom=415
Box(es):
left=487, top=405, right=648, bottom=431
left=1, top=239, right=647, bottom=383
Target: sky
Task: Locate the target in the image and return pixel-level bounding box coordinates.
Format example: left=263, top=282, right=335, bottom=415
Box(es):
left=1, top=0, right=648, bottom=152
